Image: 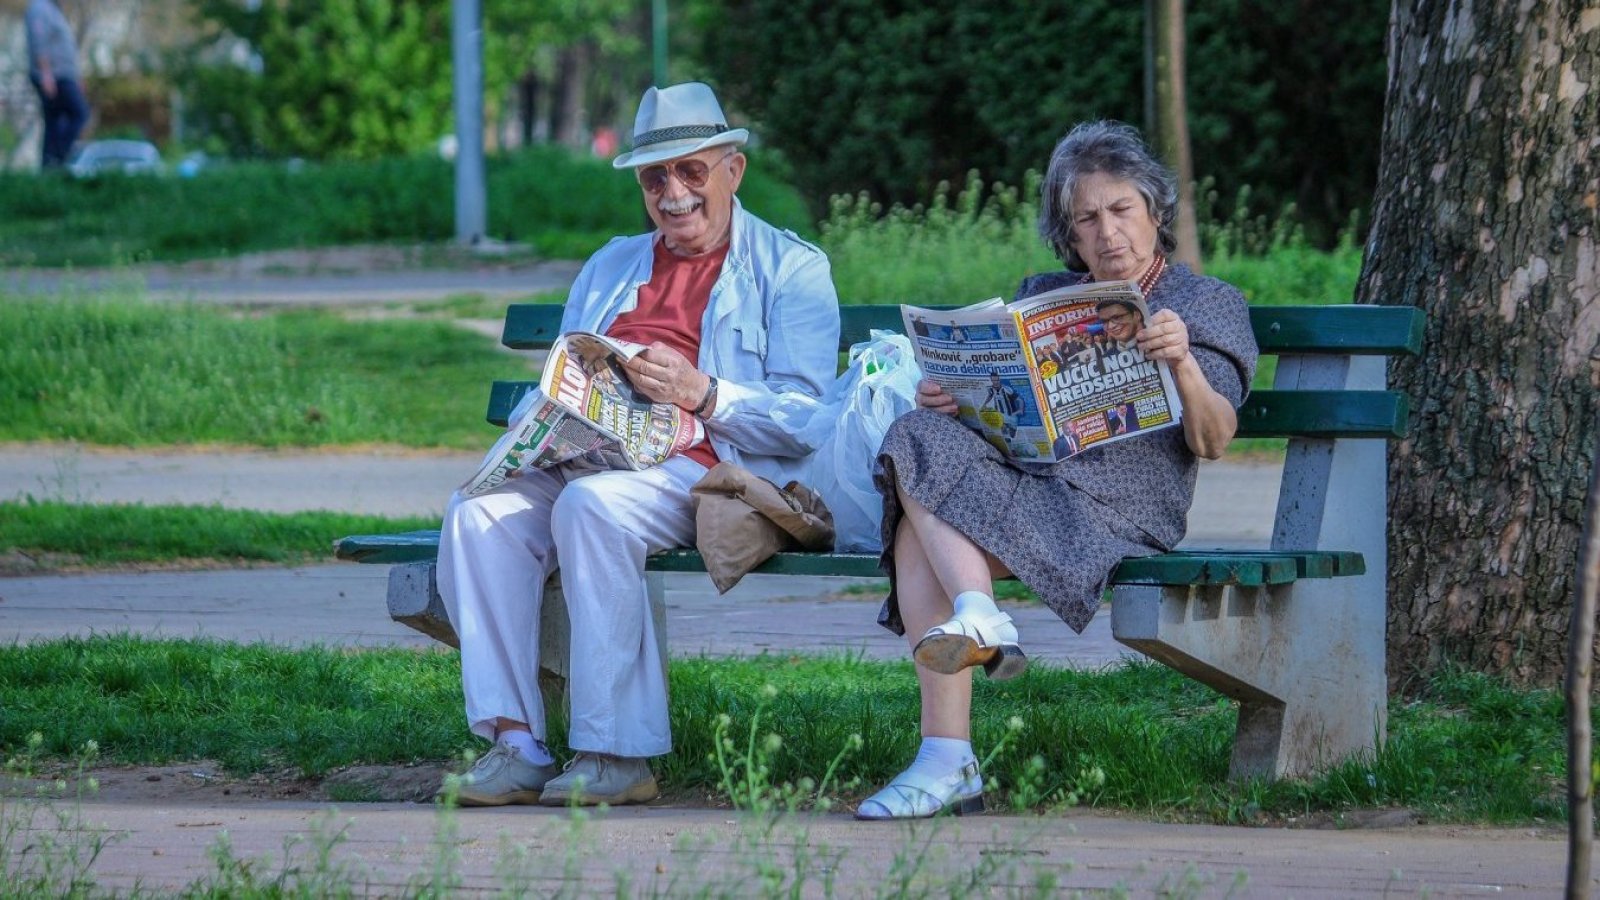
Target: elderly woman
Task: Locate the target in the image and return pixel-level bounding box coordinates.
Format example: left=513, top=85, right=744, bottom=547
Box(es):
left=856, top=121, right=1258, bottom=820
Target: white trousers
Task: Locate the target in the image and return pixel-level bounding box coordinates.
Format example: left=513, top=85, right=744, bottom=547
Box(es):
left=437, top=455, right=706, bottom=758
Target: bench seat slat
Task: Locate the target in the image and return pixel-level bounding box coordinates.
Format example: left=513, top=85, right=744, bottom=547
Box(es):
left=503, top=304, right=1424, bottom=357
left=335, top=531, right=1362, bottom=588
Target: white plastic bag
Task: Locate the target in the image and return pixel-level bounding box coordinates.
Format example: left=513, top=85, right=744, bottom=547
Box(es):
left=784, top=329, right=920, bottom=552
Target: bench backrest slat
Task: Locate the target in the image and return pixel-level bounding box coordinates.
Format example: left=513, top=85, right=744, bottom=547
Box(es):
left=487, top=379, right=1408, bottom=439
left=504, top=303, right=1423, bottom=357
left=492, top=302, right=1420, bottom=439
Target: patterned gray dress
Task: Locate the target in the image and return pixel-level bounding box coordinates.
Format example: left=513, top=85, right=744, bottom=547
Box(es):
left=875, top=264, right=1259, bottom=635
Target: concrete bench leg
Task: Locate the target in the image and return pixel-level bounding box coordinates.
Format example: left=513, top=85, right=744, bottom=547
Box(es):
left=386, top=560, right=668, bottom=711
left=1111, top=580, right=1383, bottom=780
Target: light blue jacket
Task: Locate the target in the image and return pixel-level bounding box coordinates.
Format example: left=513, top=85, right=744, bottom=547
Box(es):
left=559, top=199, right=842, bottom=485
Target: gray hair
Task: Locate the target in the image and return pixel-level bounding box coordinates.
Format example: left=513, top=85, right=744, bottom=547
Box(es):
left=1038, top=120, right=1178, bottom=271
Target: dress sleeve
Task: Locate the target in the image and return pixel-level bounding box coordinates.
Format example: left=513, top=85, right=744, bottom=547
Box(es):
left=1182, top=280, right=1258, bottom=407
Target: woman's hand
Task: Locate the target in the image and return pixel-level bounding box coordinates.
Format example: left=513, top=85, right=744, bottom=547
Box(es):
left=623, top=342, right=711, bottom=409
left=916, top=378, right=959, bottom=416
left=1140, top=309, right=1239, bottom=460
left=1135, top=309, right=1191, bottom=364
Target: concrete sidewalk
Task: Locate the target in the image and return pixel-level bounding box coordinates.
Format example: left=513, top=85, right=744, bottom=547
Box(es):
left=0, top=444, right=1281, bottom=546
left=27, top=801, right=1568, bottom=897
left=1, top=253, right=583, bottom=306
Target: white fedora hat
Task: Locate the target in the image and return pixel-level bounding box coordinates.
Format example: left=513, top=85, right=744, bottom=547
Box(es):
left=611, top=82, right=749, bottom=169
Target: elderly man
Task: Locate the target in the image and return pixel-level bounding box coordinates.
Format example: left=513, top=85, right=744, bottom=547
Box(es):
left=438, top=82, right=840, bottom=807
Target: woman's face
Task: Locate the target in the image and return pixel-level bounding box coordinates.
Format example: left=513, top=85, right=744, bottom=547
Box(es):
left=1068, top=171, right=1160, bottom=282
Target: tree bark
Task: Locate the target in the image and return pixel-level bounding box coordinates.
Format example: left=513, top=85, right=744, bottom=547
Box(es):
left=1150, top=0, right=1203, bottom=272
left=1360, top=0, right=1600, bottom=688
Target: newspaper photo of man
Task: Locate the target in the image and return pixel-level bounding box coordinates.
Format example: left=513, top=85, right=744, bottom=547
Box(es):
left=980, top=370, right=1025, bottom=439
left=1096, top=298, right=1145, bottom=351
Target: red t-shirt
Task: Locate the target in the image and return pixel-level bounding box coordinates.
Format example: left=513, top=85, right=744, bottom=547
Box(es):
left=606, top=239, right=728, bottom=469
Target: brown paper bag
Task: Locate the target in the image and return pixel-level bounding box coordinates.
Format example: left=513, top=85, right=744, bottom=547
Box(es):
left=690, top=462, right=835, bottom=594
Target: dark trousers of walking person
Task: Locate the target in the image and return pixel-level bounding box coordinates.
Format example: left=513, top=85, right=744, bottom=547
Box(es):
left=29, top=76, right=89, bottom=168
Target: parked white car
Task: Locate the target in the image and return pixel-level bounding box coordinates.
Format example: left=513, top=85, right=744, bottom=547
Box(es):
left=67, top=140, right=164, bottom=177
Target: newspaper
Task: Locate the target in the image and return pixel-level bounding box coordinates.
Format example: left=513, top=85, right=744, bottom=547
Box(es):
left=459, top=332, right=707, bottom=497
left=902, top=279, right=1183, bottom=462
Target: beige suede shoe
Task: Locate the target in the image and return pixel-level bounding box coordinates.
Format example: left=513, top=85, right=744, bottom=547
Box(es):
left=538, top=752, right=660, bottom=806
left=449, top=742, right=560, bottom=807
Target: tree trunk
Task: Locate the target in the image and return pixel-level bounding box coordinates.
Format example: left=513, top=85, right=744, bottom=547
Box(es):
left=549, top=41, right=592, bottom=151
left=1150, top=0, right=1203, bottom=272
left=1360, top=0, right=1600, bottom=688
left=1567, top=437, right=1599, bottom=897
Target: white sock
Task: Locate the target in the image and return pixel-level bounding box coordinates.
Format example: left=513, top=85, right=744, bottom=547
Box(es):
left=953, top=590, right=1002, bottom=621
left=496, top=729, right=554, bottom=766
left=914, top=736, right=978, bottom=777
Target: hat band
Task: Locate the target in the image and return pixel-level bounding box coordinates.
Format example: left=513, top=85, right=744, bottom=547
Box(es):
left=631, top=124, right=728, bottom=149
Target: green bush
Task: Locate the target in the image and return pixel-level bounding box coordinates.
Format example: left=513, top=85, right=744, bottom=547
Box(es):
left=701, top=0, right=1386, bottom=245
left=182, top=0, right=455, bottom=160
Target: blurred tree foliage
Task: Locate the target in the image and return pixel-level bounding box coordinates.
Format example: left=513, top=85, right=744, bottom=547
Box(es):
left=699, top=0, right=1387, bottom=244
left=181, top=0, right=453, bottom=159
left=178, top=0, right=640, bottom=160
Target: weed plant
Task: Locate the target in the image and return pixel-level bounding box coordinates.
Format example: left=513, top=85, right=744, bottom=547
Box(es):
left=0, top=288, right=518, bottom=448
left=1, top=733, right=110, bottom=897
left=0, top=500, right=437, bottom=569
left=0, top=637, right=1567, bottom=825
left=0, top=147, right=814, bottom=268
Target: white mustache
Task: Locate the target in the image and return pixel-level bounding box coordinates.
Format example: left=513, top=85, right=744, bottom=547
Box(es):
left=658, top=196, right=703, bottom=215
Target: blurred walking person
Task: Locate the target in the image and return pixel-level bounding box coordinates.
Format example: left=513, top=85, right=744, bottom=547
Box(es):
left=26, top=0, right=90, bottom=168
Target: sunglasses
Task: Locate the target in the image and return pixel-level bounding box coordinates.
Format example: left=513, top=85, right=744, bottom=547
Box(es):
left=637, top=151, right=736, bottom=193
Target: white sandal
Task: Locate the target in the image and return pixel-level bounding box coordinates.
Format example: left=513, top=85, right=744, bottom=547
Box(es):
left=913, top=608, right=1028, bottom=680
left=855, top=761, right=985, bottom=820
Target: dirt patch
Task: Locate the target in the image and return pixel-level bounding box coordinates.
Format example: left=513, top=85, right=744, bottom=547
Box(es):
left=4, top=761, right=452, bottom=805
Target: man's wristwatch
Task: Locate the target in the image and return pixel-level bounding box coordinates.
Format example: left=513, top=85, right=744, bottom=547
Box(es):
left=692, top=376, right=718, bottom=418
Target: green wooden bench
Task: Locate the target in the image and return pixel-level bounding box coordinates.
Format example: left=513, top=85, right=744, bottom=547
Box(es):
left=337, top=301, right=1423, bottom=780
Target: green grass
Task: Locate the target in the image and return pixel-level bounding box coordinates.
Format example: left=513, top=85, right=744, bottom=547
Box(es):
left=0, top=638, right=1568, bottom=824
left=0, top=501, right=436, bottom=569
left=0, top=288, right=519, bottom=449
left=0, top=147, right=814, bottom=268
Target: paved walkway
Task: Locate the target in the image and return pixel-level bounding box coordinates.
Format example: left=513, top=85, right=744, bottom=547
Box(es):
left=2, top=249, right=583, bottom=306
left=30, top=801, right=1568, bottom=897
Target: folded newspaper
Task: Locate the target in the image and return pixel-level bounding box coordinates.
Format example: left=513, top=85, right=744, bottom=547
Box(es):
left=459, top=333, right=706, bottom=497
left=902, top=279, right=1182, bottom=462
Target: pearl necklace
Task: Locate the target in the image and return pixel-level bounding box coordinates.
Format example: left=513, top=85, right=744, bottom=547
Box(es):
left=1136, top=253, right=1167, bottom=296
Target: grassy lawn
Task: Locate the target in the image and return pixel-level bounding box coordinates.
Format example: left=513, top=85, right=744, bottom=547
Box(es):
left=0, top=289, right=520, bottom=449
left=0, top=501, right=435, bottom=571
left=0, top=147, right=814, bottom=268
left=0, top=637, right=1568, bottom=825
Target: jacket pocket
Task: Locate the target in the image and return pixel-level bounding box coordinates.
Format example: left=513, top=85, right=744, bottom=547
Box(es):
left=734, top=323, right=767, bottom=357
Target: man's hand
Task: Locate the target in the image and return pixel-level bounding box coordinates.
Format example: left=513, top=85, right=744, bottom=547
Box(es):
left=38, top=70, right=56, bottom=100
left=622, top=342, right=710, bottom=409
left=915, top=378, right=959, bottom=416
